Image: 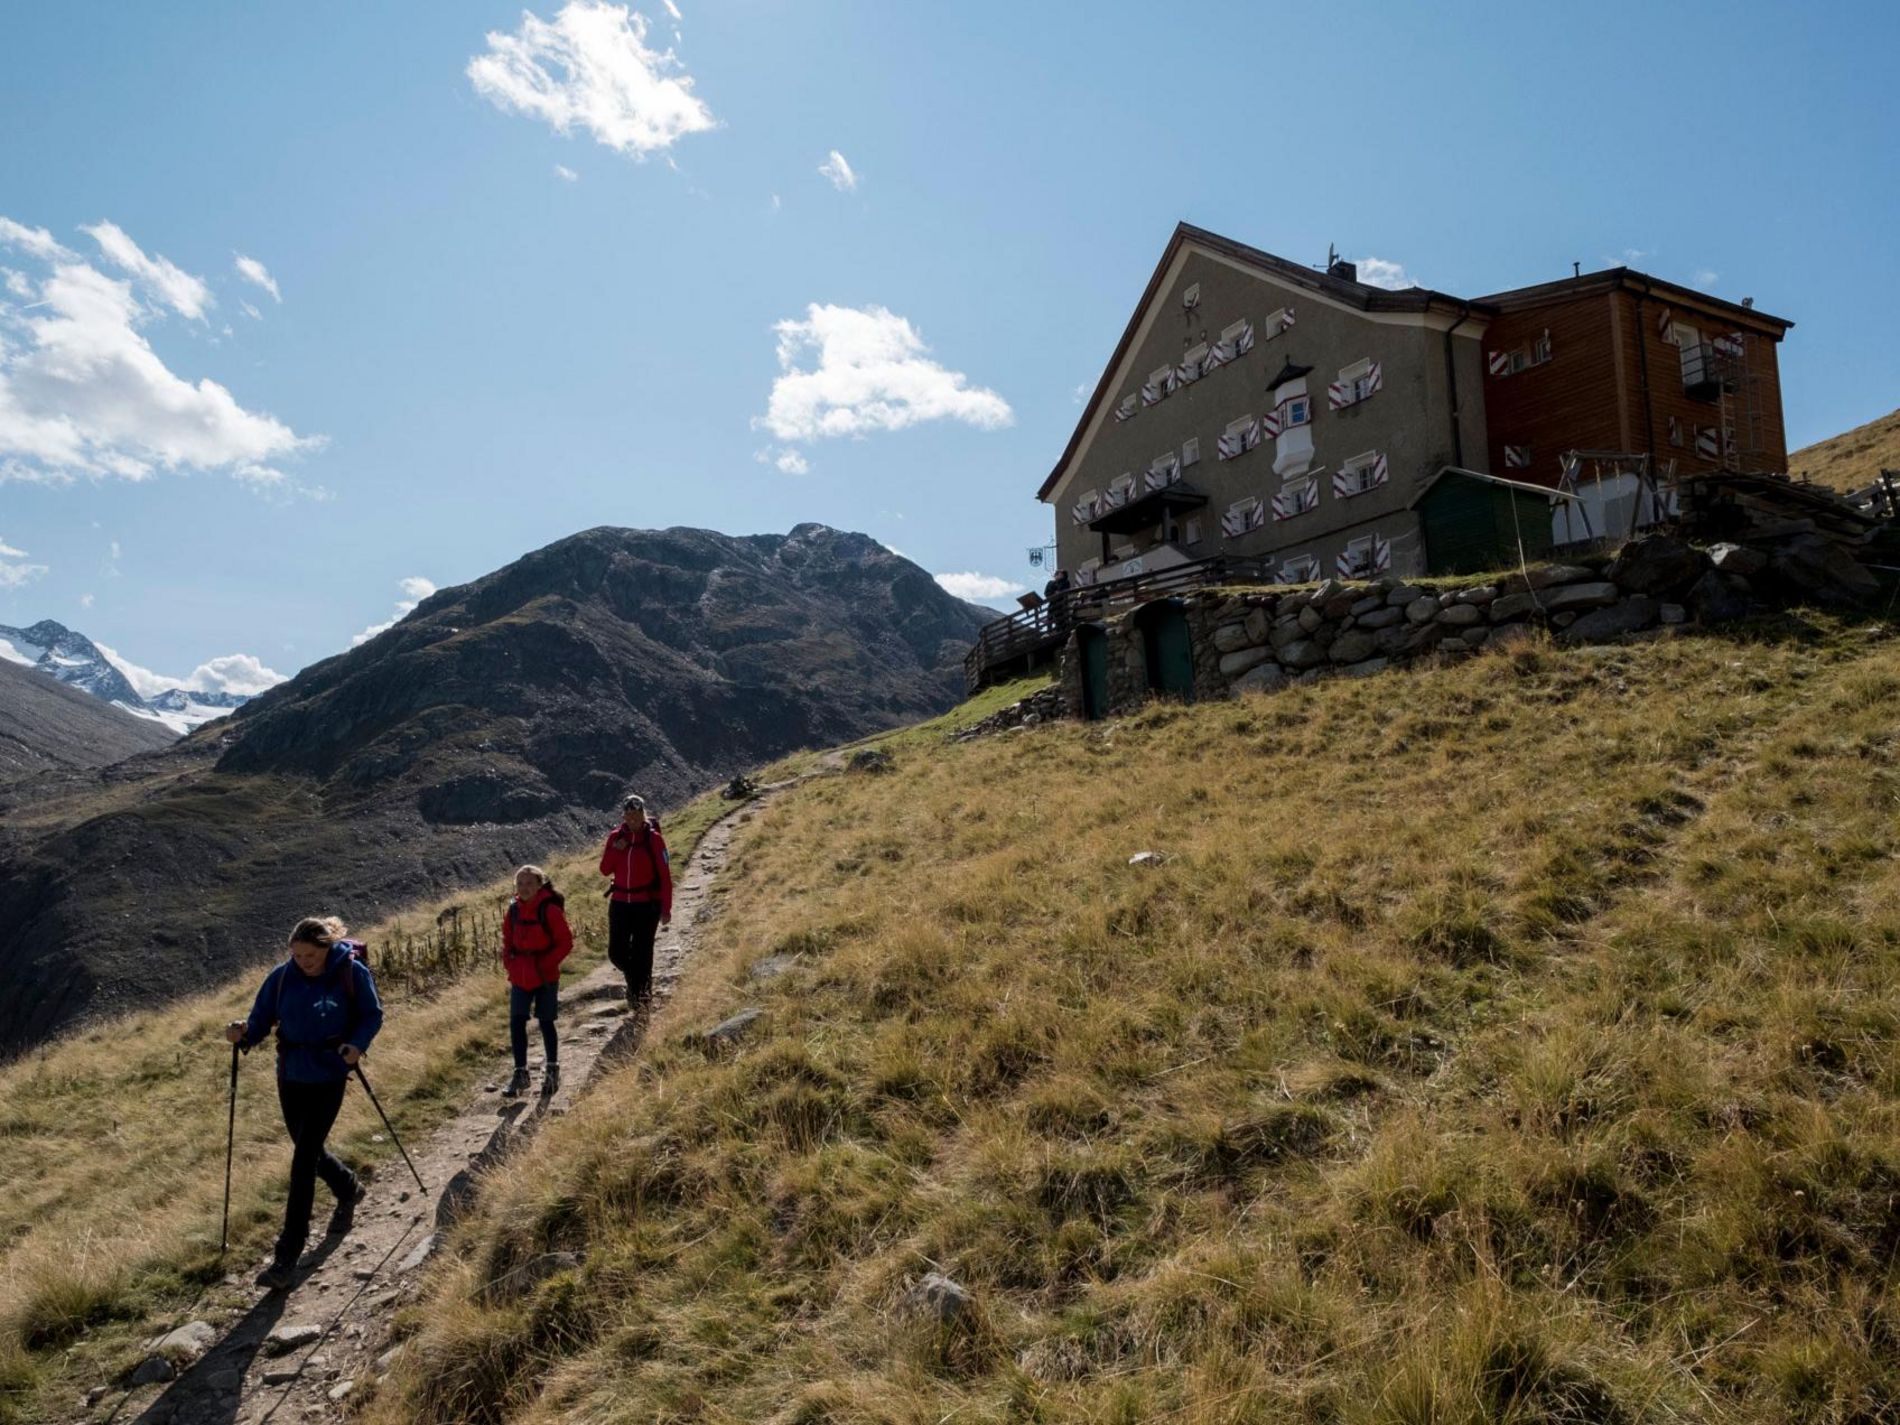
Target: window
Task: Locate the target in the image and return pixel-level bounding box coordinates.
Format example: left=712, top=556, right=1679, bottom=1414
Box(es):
left=1330, top=359, right=1382, bottom=409
left=1532, top=329, right=1553, bottom=364
left=1183, top=516, right=1203, bottom=546
left=1507, top=348, right=1530, bottom=375
left=1265, top=306, right=1294, bottom=336
left=1181, top=282, right=1200, bottom=309
left=1177, top=343, right=1209, bottom=384
left=1071, top=490, right=1098, bottom=525
left=1278, top=553, right=1321, bottom=584
left=1104, top=473, right=1136, bottom=508
left=1272, top=478, right=1320, bottom=520
left=1504, top=445, right=1532, bottom=469
left=1218, top=414, right=1261, bottom=460
left=1143, top=455, right=1179, bottom=492
left=1180, top=436, right=1201, bottom=467
left=1114, top=393, right=1139, bottom=422
left=1141, top=365, right=1171, bottom=406
left=1220, top=497, right=1266, bottom=537
left=1334, top=450, right=1388, bottom=498
left=1668, top=415, right=1684, bottom=447
left=1283, top=395, right=1311, bottom=427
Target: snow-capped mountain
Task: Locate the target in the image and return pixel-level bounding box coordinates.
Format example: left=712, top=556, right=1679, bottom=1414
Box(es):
left=0, top=620, right=259, bottom=734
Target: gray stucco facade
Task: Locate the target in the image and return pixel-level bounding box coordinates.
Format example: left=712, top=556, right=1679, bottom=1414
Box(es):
left=1044, top=230, right=1492, bottom=584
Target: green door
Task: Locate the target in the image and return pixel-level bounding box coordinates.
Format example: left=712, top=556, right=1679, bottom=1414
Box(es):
left=1078, top=627, right=1111, bottom=720
left=1144, top=605, right=1195, bottom=700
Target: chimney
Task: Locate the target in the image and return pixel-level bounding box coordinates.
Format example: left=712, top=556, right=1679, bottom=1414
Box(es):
left=1327, top=258, right=1358, bottom=283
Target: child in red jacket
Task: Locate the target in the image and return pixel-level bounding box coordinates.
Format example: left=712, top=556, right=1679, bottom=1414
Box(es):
left=500, top=864, right=573, bottom=1095
left=599, top=793, right=673, bottom=1009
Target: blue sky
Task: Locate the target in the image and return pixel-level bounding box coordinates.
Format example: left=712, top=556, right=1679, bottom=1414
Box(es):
left=2, top=0, right=1895, bottom=690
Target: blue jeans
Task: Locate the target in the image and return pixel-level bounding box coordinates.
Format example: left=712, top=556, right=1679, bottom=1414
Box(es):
left=509, top=982, right=559, bottom=1068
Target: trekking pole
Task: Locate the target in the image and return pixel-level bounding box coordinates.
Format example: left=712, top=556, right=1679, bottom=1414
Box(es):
left=219, top=1043, right=239, bottom=1258
left=352, top=1064, right=427, bottom=1194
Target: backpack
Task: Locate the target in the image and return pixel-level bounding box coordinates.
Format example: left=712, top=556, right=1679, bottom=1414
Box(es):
left=507, top=891, right=567, bottom=941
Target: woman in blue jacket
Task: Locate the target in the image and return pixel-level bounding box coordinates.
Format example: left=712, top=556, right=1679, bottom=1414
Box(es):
left=225, top=916, right=384, bottom=1290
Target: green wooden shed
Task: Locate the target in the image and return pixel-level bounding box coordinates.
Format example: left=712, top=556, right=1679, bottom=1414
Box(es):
left=1411, top=467, right=1565, bottom=576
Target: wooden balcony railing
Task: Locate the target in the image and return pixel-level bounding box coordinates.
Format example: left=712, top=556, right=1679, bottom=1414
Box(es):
left=962, top=555, right=1272, bottom=692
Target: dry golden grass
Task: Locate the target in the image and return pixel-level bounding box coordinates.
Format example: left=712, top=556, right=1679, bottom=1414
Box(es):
left=368, top=617, right=1900, bottom=1425
left=0, top=788, right=730, bottom=1422
left=1790, top=405, right=1900, bottom=492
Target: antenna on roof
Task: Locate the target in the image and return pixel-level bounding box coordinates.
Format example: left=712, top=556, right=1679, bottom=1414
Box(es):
left=1572, top=261, right=1581, bottom=277
left=1326, top=242, right=1338, bottom=271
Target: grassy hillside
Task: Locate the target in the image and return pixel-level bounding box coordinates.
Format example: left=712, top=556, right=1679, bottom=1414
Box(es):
left=1790, top=405, right=1900, bottom=492
left=0, top=788, right=730, bottom=1423
left=369, top=617, right=1898, bottom=1425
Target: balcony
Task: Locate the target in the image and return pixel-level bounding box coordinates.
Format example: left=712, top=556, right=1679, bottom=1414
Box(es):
left=1680, top=341, right=1731, bottom=401
left=962, top=553, right=1271, bottom=692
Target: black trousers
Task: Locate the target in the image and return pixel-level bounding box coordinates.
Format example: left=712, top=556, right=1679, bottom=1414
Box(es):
left=276, top=1076, right=354, bottom=1260
left=608, top=900, right=663, bottom=1001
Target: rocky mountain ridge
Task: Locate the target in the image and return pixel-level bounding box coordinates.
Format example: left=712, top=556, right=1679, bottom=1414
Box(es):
left=0, top=619, right=254, bottom=733
left=0, top=522, right=991, bottom=1053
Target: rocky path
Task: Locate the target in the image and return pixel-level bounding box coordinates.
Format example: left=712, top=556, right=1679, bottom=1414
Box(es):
left=100, top=781, right=802, bottom=1425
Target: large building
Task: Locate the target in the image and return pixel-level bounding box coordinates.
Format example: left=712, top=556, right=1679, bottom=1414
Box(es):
left=1040, top=224, right=1494, bottom=585
left=1036, top=224, right=1793, bottom=585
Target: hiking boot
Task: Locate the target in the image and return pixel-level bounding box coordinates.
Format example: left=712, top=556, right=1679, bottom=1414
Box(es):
left=326, top=1177, right=366, bottom=1238
left=505, top=1066, right=532, bottom=1096
left=540, top=1063, right=561, bottom=1096
left=257, top=1258, right=297, bottom=1293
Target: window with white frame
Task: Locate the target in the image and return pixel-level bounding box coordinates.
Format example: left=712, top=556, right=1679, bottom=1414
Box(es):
left=1339, top=534, right=1379, bottom=578
left=1183, top=516, right=1203, bottom=545
left=1265, top=306, right=1293, bottom=337
left=1180, top=436, right=1200, bottom=467
left=1218, top=414, right=1261, bottom=459
left=1143, top=454, right=1179, bottom=491
left=1532, top=329, right=1553, bottom=365
left=1142, top=365, right=1171, bottom=405
left=1178, top=343, right=1209, bottom=384
left=1335, top=450, right=1388, bottom=497
left=1104, top=473, right=1136, bottom=507
left=1278, top=553, right=1321, bottom=584
left=1282, top=393, right=1312, bottom=427
left=1181, top=282, right=1200, bottom=309
left=1220, top=496, right=1265, bottom=537
left=1115, top=393, right=1139, bottom=421
left=1273, top=477, right=1320, bottom=520
left=1220, top=318, right=1255, bottom=358
left=1071, top=490, right=1098, bottom=525
left=1339, top=358, right=1378, bottom=403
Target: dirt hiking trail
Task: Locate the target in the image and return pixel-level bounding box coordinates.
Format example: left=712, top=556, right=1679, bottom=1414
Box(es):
left=97, top=775, right=814, bottom=1425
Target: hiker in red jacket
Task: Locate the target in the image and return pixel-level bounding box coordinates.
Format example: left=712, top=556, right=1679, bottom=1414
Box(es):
left=599, top=793, right=672, bottom=1008
left=500, top=865, right=572, bottom=1096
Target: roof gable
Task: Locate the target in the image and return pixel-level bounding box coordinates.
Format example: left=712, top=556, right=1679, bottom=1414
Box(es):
left=1039, top=222, right=1485, bottom=502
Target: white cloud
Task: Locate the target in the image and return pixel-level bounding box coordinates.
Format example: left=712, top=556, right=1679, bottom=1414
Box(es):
left=0, top=218, right=72, bottom=263
left=240, top=300, right=263, bottom=321
left=0, top=216, right=316, bottom=485
left=759, top=303, right=1012, bottom=445
left=1693, top=268, right=1719, bottom=288
left=83, top=221, right=211, bottom=320
left=935, top=571, right=1023, bottom=603
left=769, top=193, right=782, bottom=213
left=0, top=533, right=47, bottom=588
left=817, top=149, right=858, bottom=192
left=1355, top=256, right=1417, bottom=291
left=351, top=575, right=437, bottom=646
left=554, top=163, right=580, bottom=181
left=78, top=592, right=93, bottom=608
left=662, top=0, right=681, bottom=17
left=233, top=254, right=280, bottom=302
left=467, top=1, right=716, bottom=159
left=97, top=643, right=286, bottom=698
left=3, top=269, right=31, bottom=298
